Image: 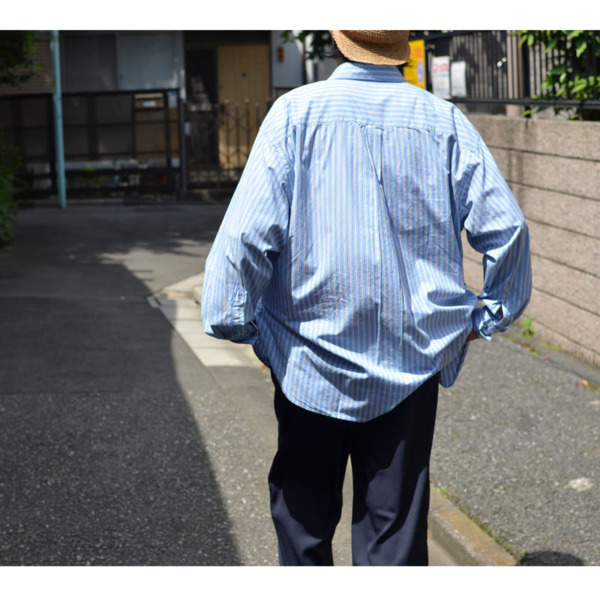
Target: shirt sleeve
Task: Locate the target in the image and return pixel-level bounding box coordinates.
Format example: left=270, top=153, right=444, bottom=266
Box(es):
left=201, top=118, right=291, bottom=344
left=458, top=139, right=532, bottom=340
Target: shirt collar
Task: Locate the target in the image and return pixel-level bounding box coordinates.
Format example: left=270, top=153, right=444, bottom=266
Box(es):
left=328, top=61, right=407, bottom=84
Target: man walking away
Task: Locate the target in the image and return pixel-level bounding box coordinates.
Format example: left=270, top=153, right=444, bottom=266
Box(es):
left=201, top=30, right=532, bottom=566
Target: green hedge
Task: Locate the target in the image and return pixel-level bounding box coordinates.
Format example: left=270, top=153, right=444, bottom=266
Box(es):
left=0, top=130, right=20, bottom=246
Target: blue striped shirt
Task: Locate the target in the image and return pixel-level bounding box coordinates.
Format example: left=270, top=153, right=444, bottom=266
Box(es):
left=201, top=62, right=532, bottom=422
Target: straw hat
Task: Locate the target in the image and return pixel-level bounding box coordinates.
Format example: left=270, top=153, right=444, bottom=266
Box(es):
left=330, top=30, right=411, bottom=65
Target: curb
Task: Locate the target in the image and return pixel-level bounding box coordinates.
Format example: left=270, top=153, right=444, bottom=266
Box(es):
left=428, top=487, right=515, bottom=566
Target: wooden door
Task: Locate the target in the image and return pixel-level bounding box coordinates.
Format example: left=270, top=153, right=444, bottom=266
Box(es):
left=217, top=44, right=271, bottom=169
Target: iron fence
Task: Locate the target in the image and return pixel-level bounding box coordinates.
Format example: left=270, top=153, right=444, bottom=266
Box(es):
left=422, top=30, right=600, bottom=115
left=185, top=98, right=273, bottom=190
left=0, top=88, right=182, bottom=199
left=1, top=89, right=275, bottom=200
left=6, top=31, right=599, bottom=202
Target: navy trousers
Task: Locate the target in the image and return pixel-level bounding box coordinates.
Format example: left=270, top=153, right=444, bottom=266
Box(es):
left=268, top=373, right=439, bottom=566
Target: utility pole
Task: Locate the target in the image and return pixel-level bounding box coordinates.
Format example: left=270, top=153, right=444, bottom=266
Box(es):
left=50, top=30, right=66, bottom=209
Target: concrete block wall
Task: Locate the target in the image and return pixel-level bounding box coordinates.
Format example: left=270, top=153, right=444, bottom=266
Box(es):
left=463, top=114, right=600, bottom=368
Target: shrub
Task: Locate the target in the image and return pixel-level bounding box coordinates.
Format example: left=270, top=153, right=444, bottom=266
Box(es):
left=0, top=130, right=21, bottom=246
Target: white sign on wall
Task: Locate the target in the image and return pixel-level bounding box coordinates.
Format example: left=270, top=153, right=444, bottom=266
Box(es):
left=431, top=56, right=451, bottom=99
left=451, top=61, right=467, bottom=98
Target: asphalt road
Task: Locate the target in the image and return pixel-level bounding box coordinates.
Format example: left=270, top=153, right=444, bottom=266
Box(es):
left=1, top=201, right=598, bottom=567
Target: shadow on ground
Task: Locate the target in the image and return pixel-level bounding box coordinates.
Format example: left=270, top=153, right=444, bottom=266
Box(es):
left=0, top=203, right=242, bottom=565
left=517, top=551, right=585, bottom=566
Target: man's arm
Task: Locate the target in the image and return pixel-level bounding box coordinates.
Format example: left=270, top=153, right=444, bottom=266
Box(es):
left=201, top=124, right=291, bottom=344
left=459, top=140, right=532, bottom=340
left=465, top=329, right=480, bottom=343
left=465, top=308, right=502, bottom=342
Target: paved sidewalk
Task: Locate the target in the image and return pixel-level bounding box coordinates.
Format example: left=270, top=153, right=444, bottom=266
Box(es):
left=151, top=271, right=460, bottom=566
left=1, top=202, right=598, bottom=566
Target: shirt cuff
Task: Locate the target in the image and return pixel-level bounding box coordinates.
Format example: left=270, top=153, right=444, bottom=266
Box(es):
left=204, top=321, right=257, bottom=344
left=471, top=301, right=508, bottom=340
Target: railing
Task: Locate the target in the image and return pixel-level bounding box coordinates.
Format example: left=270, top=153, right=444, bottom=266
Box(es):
left=1, top=89, right=275, bottom=200
left=185, top=98, right=273, bottom=190
left=421, top=30, right=600, bottom=115
left=11, top=33, right=596, bottom=201
left=0, top=88, right=182, bottom=199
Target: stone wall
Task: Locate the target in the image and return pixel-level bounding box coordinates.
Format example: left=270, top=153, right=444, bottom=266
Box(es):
left=463, top=114, right=600, bottom=368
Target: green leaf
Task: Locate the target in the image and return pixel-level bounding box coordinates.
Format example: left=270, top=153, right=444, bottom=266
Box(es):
left=521, top=317, right=534, bottom=338
left=0, top=31, right=39, bottom=87
left=548, top=65, right=566, bottom=77
left=572, top=80, right=589, bottom=93
left=544, top=37, right=558, bottom=53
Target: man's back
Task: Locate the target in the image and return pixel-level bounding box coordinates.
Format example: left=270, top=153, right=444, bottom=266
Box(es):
left=202, top=61, right=531, bottom=422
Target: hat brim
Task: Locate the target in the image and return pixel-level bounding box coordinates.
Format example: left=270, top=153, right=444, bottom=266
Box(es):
left=331, top=30, right=411, bottom=65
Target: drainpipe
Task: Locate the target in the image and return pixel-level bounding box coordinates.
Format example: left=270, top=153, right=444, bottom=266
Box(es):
left=50, top=30, right=67, bottom=209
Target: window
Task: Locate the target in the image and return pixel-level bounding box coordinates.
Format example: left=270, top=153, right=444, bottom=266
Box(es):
left=63, top=33, right=118, bottom=92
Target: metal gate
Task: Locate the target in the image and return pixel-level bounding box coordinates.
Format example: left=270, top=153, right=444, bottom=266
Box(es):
left=185, top=98, right=273, bottom=190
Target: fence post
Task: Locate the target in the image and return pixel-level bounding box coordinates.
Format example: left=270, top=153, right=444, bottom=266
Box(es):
left=178, top=92, right=187, bottom=196
left=506, top=31, right=524, bottom=117
left=164, top=90, right=173, bottom=193
left=586, top=31, right=598, bottom=102
left=45, top=95, right=58, bottom=196
left=520, top=35, right=532, bottom=117
left=235, top=103, right=240, bottom=169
